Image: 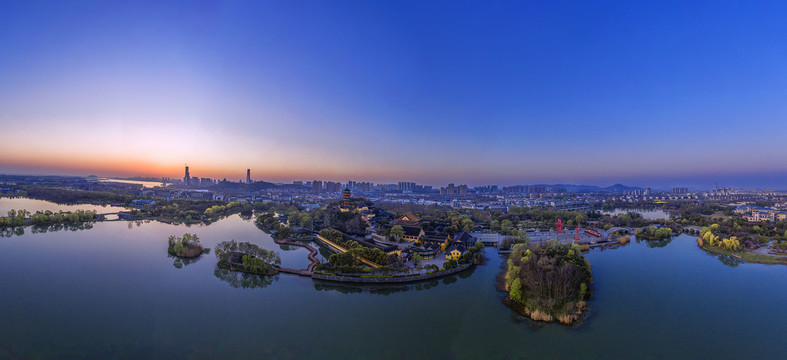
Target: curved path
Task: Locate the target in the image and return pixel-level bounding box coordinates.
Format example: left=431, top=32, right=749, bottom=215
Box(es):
left=272, top=238, right=319, bottom=277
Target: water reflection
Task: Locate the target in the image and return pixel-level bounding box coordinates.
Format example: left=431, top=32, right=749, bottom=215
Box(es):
left=635, top=236, right=673, bottom=248
left=312, top=269, right=474, bottom=295
left=0, top=227, right=25, bottom=237
left=717, top=254, right=743, bottom=268
left=1, top=222, right=96, bottom=238
left=171, top=255, right=204, bottom=269
left=213, top=267, right=278, bottom=289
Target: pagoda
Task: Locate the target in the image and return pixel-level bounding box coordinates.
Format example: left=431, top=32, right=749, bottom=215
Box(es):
left=341, top=188, right=352, bottom=209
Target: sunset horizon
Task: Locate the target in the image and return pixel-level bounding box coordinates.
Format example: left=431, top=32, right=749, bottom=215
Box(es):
left=3, top=1, right=787, bottom=189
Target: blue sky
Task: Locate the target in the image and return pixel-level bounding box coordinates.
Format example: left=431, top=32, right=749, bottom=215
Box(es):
left=1, top=0, right=786, bottom=189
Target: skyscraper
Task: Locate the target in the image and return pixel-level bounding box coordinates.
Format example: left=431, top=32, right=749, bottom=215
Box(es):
left=312, top=180, right=323, bottom=194
left=246, top=169, right=251, bottom=184
left=184, top=165, right=190, bottom=186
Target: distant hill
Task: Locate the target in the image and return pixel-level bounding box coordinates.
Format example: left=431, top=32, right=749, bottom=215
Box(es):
left=602, top=183, right=643, bottom=193
left=209, top=180, right=278, bottom=192
left=530, top=183, right=643, bottom=193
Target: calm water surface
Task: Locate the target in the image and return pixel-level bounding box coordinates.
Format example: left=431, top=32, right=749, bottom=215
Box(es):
left=99, top=178, right=167, bottom=188
left=0, top=197, right=127, bottom=215
left=1, top=212, right=785, bottom=359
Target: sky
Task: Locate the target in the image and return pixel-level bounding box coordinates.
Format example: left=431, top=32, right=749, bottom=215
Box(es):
left=1, top=0, right=786, bottom=189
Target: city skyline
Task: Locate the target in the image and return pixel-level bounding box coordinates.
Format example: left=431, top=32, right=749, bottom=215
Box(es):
left=2, top=1, right=787, bottom=189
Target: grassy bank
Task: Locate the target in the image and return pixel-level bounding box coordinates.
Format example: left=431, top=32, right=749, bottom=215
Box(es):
left=698, top=242, right=787, bottom=265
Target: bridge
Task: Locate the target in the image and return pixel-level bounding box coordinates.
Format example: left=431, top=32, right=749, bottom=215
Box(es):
left=607, top=227, right=634, bottom=235
left=273, top=238, right=319, bottom=277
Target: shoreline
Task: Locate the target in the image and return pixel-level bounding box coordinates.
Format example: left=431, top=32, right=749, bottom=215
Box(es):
left=497, top=250, right=591, bottom=325
left=697, top=240, right=787, bottom=265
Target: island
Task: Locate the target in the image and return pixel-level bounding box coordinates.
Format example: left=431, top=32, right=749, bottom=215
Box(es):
left=167, top=233, right=209, bottom=258
left=501, top=242, right=592, bottom=325
left=214, top=240, right=281, bottom=276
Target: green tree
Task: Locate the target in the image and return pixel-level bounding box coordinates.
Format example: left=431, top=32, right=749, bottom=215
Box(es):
left=411, top=252, right=422, bottom=266
left=390, top=225, right=405, bottom=242
left=501, top=219, right=513, bottom=233
left=490, top=220, right=500, bottom=231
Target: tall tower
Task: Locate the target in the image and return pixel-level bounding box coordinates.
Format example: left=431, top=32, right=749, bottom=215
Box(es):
left=342, top=188, right=352, bottom=209
left=184, top=165, right=191, bottom=186
left=246, top=169, right=251, bottom=184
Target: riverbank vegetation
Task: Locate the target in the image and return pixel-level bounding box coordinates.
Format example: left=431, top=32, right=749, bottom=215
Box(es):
left=167, top=233, right=208, bottom=258
left=11, top=186, right=133, bottom=205
left=214, top=240, right=281, bottom=276
left=255, top=212, right=291, bottom=239
left=503, top=242, right=592, bottom=325
left=635, top=226, right=673, bottom=240
left=0, top=209, right=97, bottom=228
left=696, top=224, right=787, bottom=264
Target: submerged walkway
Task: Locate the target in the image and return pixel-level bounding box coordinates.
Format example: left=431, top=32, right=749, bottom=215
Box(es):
left=273, top=238, right=319, bottom=277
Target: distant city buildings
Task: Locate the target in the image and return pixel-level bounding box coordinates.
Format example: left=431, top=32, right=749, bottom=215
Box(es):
left=325, top=181, right=341, bottom=193
left=184, top=165, right=190, bottom=186
left=475, top=185, right=498, bottom=193
left=673, top=187, right=688, bottom=194
left=399, top=181, right=415, bottom=192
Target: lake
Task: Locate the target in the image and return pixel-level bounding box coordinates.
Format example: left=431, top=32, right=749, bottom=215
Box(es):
left=0, top=197, right=128, bottom=215
left=99, top=178, right=167, bottom=188
left=1, top=210, right=785, bottom=359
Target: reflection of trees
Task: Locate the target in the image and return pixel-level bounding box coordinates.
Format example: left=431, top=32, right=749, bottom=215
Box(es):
left=313, top=281, right=412, bottom=295
left=0, top=228, right=23, bottom=237
left=213, top=267, right=277, bottom=289
left=1, top=222, right=96, bottom=238
left=442, top=275, right=458, bottom=285
left=635, top=236, right=673, bottom=248
left=458, top=267, right=475, bottom=279
left=278, top=243, right=294, bottom=251
left=171, top=255, right=203, bottom=269
left=318, top=247, right=334, bottom=260
left=313, top=272, right=468, bottom=295
left=717, top=254, right=743, bottom=268
left=313, top=282, right=365, bottom=294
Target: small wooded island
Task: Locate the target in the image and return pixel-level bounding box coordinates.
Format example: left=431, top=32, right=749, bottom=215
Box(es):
left=167, top=233, right=209, bottom=258
left=214, top=240, right=281, bottom=276
left=501, top=242, right=592, bottom=325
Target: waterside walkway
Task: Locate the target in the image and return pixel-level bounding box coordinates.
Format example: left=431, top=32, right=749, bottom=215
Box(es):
left=272, top=238, right=319, bottom=276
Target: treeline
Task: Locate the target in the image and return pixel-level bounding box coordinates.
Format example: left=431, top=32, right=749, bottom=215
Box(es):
left=636, top=226, right=673, bottom=240
left=689, top=216, right=787, bottom=248
left=255, top=213, right=291, bottom=239
left=17, top=186, right=133, bottom=205
left=203, top=201, right=243, bottom=218
left=0, top=209, right=96, bottom=228
left=144, top=199, right=238, bottom=223
left=311, top=203, right=366, bottom=235
left=697, top=224, right=741, bottom=251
